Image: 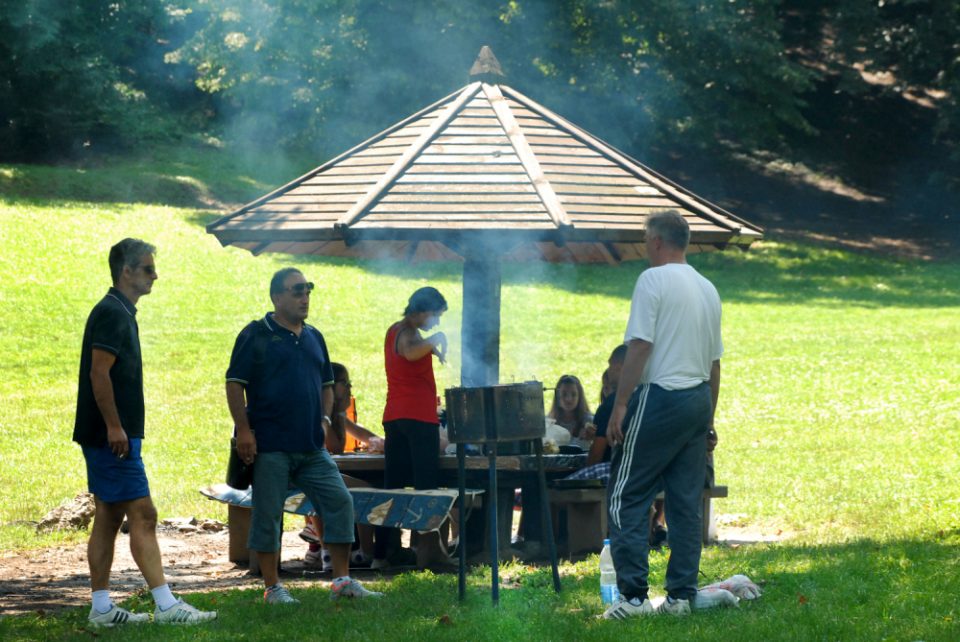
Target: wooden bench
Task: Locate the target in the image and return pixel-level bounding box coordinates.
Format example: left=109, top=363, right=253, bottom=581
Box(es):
left=549, top=484, right=729, bottom=556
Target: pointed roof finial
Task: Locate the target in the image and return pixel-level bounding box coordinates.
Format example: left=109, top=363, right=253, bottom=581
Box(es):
left=469, top=46, right=505, bottom=84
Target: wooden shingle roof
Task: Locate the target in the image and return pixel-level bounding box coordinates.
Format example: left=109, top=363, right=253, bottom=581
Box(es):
left=208, top=55, right=761, bottom=264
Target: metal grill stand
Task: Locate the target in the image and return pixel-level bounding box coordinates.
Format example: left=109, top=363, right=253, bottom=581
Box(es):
left=448, top=383, right=561, bottom=604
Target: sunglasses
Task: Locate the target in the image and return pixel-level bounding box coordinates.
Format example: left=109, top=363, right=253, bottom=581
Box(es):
left=285, top=282, right=315, bottom=297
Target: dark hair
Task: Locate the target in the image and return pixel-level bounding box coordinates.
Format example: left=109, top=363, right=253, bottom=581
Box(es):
left=332, top=362, right=347, bottom=381
left=646, top=210, right=690, bottom=250
left=609, top=343, right=628, bottom=363
left=548, top=374, right=592, bottom=437
left=404, top=286, right=447, bottom=316
left=270, top=267, right=303, bottom=296
left=108, top=238, right=155, bottom=284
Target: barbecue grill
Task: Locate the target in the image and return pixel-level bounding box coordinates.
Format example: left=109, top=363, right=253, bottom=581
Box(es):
left=444, top=381, right=560, bottom=602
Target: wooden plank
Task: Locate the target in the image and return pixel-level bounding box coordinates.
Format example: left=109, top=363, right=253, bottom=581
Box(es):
left=484, top=83, right=570, bottom=230
left=389, top=183, right=537, bottom=194
left=413, top=154, right=521, bottom=164
left=432, top=135, right=512, bottom=145
left=446, top=116, right=503, bottom=126
left=543, top=173, right=643, bottom=185
left=370, top=202, right=547, bottom=213
left=529, top=145, right=602, bottom=157
left=552, top=184, right=649, bottom=196
left=424, top=144, right=515, bottom=155
left=458, top=108, right=498, bottom=117
left=523, top=135, right=586, bottom=146
left=405, top=164, right=526, bottom=174
left=564, top=199, right=680, bottom=211
left=351, top=220, right=555, bottom=230
left=559, top=193, right=667, bottom=205
left=535, top=164, right=634, bottom=177
left=532, top=154, right=615, bottom=166
left=437, top=127, right=509, bottom=136
left=379, top=193, right=542, bottom=203
left=395, top=174, right=533, bottom=184
left=337, top=155, right=407, bottom=167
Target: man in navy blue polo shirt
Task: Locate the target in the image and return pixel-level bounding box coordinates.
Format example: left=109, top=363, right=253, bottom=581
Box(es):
left=225, top=267, right=382, bottom=604
left=74, top=238, right=216, bottom=627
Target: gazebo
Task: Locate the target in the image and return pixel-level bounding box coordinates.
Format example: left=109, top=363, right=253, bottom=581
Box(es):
left=207, top=47, right=762, bottom=386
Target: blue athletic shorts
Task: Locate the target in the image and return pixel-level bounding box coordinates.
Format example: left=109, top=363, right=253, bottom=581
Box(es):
left=82, top=438, right=150, bottom=503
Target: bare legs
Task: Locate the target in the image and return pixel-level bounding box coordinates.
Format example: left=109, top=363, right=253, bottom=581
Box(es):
left=88, top=496, right=167, bottom=591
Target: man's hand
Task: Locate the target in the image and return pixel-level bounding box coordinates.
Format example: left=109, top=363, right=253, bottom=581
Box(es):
left=236, top=428, right=257, bottom=464
left=366, top=436, right=385, bottom=453
left=107, top=425, right=129, bottom=458
left=606, top=404, right=627, bottom=446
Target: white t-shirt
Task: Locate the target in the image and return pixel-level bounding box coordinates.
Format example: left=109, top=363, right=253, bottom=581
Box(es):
left=623, top=263, right=723, bottom=390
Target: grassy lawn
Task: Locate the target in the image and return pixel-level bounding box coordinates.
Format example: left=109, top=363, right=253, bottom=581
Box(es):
left=1, top=146, right=958, bottom=639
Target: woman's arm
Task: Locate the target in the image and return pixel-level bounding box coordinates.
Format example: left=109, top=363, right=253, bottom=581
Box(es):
left=396, top=325, right=446, bottom=363
left=344, top=417, right=384, bottom=452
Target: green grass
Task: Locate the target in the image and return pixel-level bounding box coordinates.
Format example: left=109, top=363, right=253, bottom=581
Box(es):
left=1, top=145, right=959, bottom=639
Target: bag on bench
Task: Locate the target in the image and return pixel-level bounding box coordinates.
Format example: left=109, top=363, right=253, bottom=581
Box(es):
left=226, top=437, right=253, bottom=490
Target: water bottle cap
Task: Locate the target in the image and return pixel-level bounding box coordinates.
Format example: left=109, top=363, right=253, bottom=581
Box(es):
left=603, top=538, right=610, bottom=546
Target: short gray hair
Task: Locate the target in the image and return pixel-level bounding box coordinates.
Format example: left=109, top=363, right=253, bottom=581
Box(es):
left=646, top=210, right=689, bottom=250
left=109, top=238, right=155, bottom=284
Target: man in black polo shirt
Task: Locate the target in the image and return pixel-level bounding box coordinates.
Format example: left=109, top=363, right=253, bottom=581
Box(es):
left=74, top=238, right=216, bottom=627
left=226, top=267, right=382, bottom=604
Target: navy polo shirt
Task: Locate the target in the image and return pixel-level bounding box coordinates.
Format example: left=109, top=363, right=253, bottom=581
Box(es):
left=226, top=313, right=334, bottom=453
left=73, top=288, right=145, bottom=447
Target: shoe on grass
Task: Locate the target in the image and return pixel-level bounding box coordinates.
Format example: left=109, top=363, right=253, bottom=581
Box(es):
left=88, top=604, right=149, bottom=628
left=154, top=599, right=217, bottom=624
left=331, top=577, right=383, bottom=599
left=264, top=585, right=300, bottom=605
left=602, top=597, right=654, bottom=620
left=657, top=596, right=691, bottom=616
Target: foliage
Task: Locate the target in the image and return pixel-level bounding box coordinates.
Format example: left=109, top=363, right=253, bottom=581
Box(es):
left=0, top=0, right=199, bottom=160
left=1, top=0, right=956, bottom=183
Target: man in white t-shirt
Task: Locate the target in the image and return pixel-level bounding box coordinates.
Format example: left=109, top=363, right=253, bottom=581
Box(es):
left=602, top=211, right=722, bottom=620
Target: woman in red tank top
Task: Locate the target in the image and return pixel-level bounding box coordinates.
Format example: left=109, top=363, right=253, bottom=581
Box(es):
left=373, top=287, right=449, bottom=568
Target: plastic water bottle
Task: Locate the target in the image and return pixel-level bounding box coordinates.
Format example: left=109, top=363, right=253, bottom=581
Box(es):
left=599, top=538, right=620, bottom=605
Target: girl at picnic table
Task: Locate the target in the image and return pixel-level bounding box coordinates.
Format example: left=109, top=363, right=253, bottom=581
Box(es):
left=549, top=374, right=595, bottom=450
left=300, top=363, right=383, bottom=569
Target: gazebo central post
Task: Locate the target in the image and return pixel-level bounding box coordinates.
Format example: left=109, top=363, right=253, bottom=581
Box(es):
left=460, top=252, right=502, bottom=388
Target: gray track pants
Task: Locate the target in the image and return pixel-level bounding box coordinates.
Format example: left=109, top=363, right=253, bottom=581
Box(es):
left=607, top=382, right=711, bottom=601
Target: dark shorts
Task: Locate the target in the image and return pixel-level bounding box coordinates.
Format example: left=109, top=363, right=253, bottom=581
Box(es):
left=82, top=438, right=150, bottom=503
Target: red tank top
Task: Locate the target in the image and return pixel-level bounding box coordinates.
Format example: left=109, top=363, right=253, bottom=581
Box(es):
left=383, top=322, right=438, bottom=424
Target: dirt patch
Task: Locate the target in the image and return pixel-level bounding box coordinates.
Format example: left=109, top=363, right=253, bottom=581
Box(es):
left=0, top=520, right=788, bottom=617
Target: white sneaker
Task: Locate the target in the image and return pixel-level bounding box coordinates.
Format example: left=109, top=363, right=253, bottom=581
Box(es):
left=88, top=604, right=149, bottom=628
left=370, top=557, right=389, bottom=571
left=602, top=597, right=654, bottom=620
left=264, top=585, right=300, bottom=605
left=657, top=596, right=691, bottom=616
left=298, top=524, right=320, bottom=544
left=331, top=577, right=383, bottom=599
left=154, top=599, right=217, bottom=624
